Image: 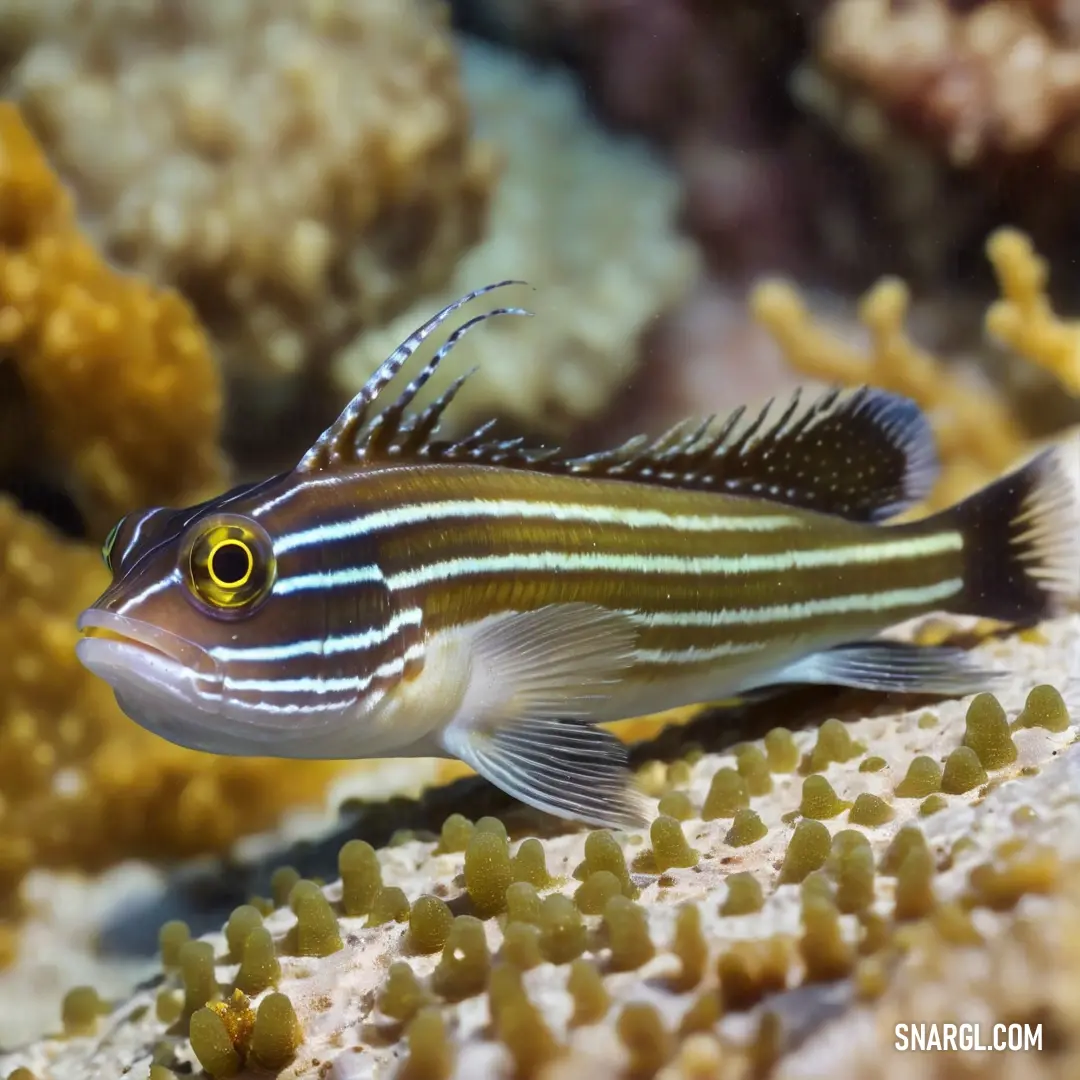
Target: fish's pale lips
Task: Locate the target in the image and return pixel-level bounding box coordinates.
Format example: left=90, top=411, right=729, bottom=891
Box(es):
left=76, top=610, right=220, bottom=679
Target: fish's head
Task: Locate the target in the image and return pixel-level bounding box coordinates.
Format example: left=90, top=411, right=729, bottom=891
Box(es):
left=77, top=480, right=405, bottom=758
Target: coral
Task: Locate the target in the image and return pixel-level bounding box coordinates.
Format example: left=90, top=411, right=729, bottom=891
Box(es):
left=7, top=598, right=1080, bottom=1077
left=750, top=226, right=1080, bottom=508
left=0, top=0, right=497, bottom=450
left=333, top=38, right=699, bottom=441
left=0, top=103, right=224, bottom=537
left=815, top=0, right=1080, bottom=169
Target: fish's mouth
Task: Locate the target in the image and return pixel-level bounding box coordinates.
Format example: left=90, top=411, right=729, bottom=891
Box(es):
left=76, top=610, right=220, bottom=681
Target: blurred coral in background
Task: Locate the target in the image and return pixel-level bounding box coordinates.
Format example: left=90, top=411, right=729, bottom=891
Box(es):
left=1, top=0, right=1080, bottom=1073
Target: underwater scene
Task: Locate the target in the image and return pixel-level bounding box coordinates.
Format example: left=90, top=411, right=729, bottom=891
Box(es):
left=1, top=0, right=1080, bottom=1076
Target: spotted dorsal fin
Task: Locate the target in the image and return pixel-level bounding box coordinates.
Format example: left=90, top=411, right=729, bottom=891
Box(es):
left=297, top=284, right=938, bottom=523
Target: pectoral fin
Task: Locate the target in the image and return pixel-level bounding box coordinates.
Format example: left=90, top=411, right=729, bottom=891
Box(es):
left=441, top=602, right=650, bottom=827
left=445, top=715, right=653, bottom=828
left=774, top=640, right=1005, bottom=696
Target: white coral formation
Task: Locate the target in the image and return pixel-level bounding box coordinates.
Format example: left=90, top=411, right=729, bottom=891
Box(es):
left=3, top=610, right=1079, bottom=1079
left=333, top=39, right=701, bottom=438
left=0, top=0, right=497, bottom=386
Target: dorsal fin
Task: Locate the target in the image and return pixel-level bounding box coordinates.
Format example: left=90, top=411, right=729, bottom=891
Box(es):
left=297, top=284, right=938, bottom=523
left=296, top=281, right=532, bottom=473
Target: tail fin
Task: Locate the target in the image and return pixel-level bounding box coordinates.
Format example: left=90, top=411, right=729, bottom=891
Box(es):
left=932, top=447, right=1079, bottom=623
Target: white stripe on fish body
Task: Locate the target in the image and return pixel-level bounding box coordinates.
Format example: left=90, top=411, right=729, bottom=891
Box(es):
left=381, top=531, right=963, bottom=592
left=269, top=497, right=804, bottom=555
left=208, top=606, right=423, bottom=663
left=273, top=563, right=385, bottom=595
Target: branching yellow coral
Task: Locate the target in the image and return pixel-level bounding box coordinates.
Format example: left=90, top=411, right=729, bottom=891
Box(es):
left=0, top=103, right=225, bottom=538
left=0, top=496, right=344, bottom=963
left=750, top=243, right=1040, bottom=509
left=985, top=227, right=1080, bottom=397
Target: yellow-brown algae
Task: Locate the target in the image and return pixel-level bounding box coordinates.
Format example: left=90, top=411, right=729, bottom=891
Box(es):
left=650, top=815, right=699, bottom=871
left=567, top=958, right=610, bottom=1026
left=465, top=829, right=513, bottom=917
left=511, top=837, right=553, bottom=888
left=827, top=830, right=875, bottom=914
left=574, top=870, right=623, bottom=915
left=670, top=903, right=707, bottom=990
left=1014, top=684, right=1071, bottom=732
left=717, top=938, right=791, bottom=1011
left=290, top=890, right=344, bottom=956
left=721, top=871, right=765, bottom=915
left=500, top=921, right=543, bottom=969
left=779, top=820, right=832, bottom=883
left=735, top=744, right=773, bottom=795
left=234, top=927, right=280, bottom=996
left=378, top=962, right=431, bottom=1023
left=616, top=1002, right=673, bottom=1079
left=725, top=808, right=768, bottom=847
left=799, top=878, right=855, bottom=982
left=367, top=886, right=411, bottom=927
left=538, top=894, right=587, bottom=965
left=678, top=992, right=722, bottom=1037
left=489, top=964, right=562, bottom=1075
left=859, top=756, right=887, bottom=773
left=764, top=727, right=800, bottom=772
left=270, top=867, right=301, bottom=909
left=476, top=816, right=509, bottom=839
left=505, top=882, right=543, bottom=925
left=180, top=940, right=218, bottom=1019
left=398, top=1007, right=454, bottom=1080
left=158, top=920, right=191, bottom=968
left=881, top=826, right=929, bottom=875
left=250, top=992, right=302, bottom=1070
left=963, top=693, right=1018, bottom=769
left=61, top=985, right=101, bottom=1036
left=583, top=830, right=638, bottom=898
left=919, top=794, right=948, bottom=817
left=799, top=775, right=849, bottom=818
left=189, top=1008, right=240, bottom=1079
left=848, top=792, right=895, bottom=827
left=702, top=767, right=750, bottom=819
left=604, top=895, right=655, bottom=971
left=156, top=989, right=183, bottom=1025
left=893, top=838, right=937, bottom=921
left=657, top=790, right=695, bottom=821
left=806, top=718, right=862, bottom=772
left=223, top=905, right=263, bottom=961
left=339, top=839, right=382, bottom=916
left=408, top=895, right=454, bottom=953
left=893, top=755, right=942, bottom=798
left=431, top=916, right=490, bottom=1001
left=435, top=813, right=475, bottom=854
left=940, top=746, right=989, bottom=794
left=966, top=844, right=1061, bottom=910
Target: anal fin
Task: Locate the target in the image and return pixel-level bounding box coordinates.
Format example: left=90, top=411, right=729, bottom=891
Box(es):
left=445, top=716, right=653, bottom=829
left=774, top=640, right=1006, bottom=696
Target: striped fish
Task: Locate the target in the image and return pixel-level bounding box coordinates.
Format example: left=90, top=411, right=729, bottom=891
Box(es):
left=76, top=282, right=1079, bottom=828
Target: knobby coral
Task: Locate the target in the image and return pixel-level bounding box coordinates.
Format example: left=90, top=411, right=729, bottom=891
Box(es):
left=0, top=103, right=224, bottom=539
left=3, top=609, right=1078, bottom=1078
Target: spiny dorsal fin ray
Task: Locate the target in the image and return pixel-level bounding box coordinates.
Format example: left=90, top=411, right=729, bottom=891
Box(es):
left=296, top=284, right=937, bottom=523
left=296, top=281, right=531, bottom=472
left=421, top=384, right=938, bottom=523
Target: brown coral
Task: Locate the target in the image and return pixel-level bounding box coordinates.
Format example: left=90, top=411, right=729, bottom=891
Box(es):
left=0, top=0, right=498, bottom=454
left=816, top=0, right=1080, bottom=168
left=0, top=102, right=224, bottom=538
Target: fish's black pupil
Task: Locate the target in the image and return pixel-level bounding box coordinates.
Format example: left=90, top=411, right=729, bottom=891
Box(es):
left=211, top=542, right=250, bottom=586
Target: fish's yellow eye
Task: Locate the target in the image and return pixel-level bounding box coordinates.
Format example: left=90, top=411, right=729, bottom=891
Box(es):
left=185, top=515, right=275, bottom=614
